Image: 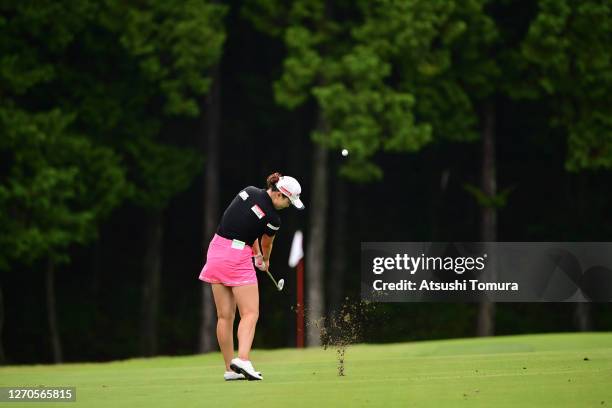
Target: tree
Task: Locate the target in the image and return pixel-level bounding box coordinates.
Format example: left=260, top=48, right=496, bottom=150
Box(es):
left=124, top=137, right=202, bottom=356
left=521, top=0, right=612, bottom=330
left=199, top=65, right=221, bottom=353
left=246, top=0, right=470, bottom=344
left=0, top=107, right=127, bottom=362
left=114, top=0, right=227, bottom=355
left=0, top=1, right=128, bottom=363
left=325, top=0, right=503, bottom=336
left=521, top=0, right=612, bottom=172
left=0, top=0, right=227, bottom=361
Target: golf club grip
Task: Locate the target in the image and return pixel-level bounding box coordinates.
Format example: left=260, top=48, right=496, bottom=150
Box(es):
left=257, top=238, right=271, bottom=272
left=258, top=238, right=278, bottom=286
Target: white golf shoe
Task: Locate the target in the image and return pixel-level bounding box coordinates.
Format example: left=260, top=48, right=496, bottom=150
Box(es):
left=224, top=371, right=246, bottom=381
left=230, top=358, right=263, bottom=381
left=223, top=370, right=262, bottom=381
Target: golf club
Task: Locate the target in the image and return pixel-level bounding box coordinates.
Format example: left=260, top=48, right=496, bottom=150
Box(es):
left=256, top=240, right=284, bottom=291
left=266, top=268, right=284, bottom=291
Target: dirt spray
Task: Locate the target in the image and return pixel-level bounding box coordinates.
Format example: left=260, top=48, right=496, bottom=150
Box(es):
left=309, top=298, right=377, bottom=376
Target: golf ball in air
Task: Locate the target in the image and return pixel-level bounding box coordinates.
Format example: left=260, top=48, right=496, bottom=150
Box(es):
left=341, top=149, right=349, bottom=157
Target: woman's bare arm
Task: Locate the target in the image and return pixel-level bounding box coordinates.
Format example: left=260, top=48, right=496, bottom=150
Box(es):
left=260, top=234, right=275, bottom=267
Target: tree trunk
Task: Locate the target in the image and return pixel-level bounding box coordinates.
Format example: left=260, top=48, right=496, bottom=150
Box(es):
left=91, top=239, right=102, bottom=299
left=306, top=114, right=329, bottom=347
left=286, top=110, right=305, bottom=347
left=0, top=282, right=5, bottom=364
left=477, top=101, right=496, bottom=337
left=573, top=175, right=592, bottom=330
left=431, top=168, right=450, bottom=241
left=574, top=302, right=592, bottom=331
left=199, top=65, right=221, bottom=353
left=46, top=259, right=63, bottom=363
left=328, top=165, right=347, bottom=314
left=140, top=210, right=164, bottom=356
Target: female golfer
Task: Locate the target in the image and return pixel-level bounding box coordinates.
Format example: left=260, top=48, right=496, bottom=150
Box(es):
left=199, top=173, right=304, bottom=381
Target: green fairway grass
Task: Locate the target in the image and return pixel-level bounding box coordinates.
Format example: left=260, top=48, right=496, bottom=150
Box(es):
left=1, top=332, right=611, bottom=407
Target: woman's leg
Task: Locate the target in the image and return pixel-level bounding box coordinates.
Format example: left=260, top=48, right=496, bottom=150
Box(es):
left=232, top=284, right=259, bottom=361
left=211, top=283, right=236, bottom=370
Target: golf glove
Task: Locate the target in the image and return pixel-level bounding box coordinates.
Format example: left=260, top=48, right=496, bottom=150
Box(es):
left=254, top=255, right=267, bottom=271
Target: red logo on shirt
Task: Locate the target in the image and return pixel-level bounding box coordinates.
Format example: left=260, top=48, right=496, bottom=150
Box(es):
left=251, top=205, right=265, bottom=219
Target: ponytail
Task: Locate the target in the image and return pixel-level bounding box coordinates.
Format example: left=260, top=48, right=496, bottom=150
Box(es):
left=266, top=172, right=282, bottom=190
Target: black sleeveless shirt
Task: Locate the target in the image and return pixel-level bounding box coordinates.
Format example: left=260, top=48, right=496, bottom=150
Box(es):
left=216, top=186, right=281, bottom=245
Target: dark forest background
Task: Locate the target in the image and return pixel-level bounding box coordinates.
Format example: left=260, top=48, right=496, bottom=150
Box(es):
left=1, top=0, right=611, bottom=365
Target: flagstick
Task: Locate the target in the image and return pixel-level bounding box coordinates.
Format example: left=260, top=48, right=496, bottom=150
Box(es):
left=296, top=258, right=304, bottom=348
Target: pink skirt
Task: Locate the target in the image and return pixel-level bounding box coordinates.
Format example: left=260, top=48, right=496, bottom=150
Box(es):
left=199, top=234, right=258, bottom=286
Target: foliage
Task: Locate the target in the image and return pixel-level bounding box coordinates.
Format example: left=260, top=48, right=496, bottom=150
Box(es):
left=0, top=1, right=128, bottom=268
left=247, top=0, right=502, bottom=181
left=109, top=0, right=224, bottom=208
left=463, top=183, right=514, bottom=209
left=0, top=0, right=226, bottom=268
left=521, top=0, right=612, bottom=171
left=245, top=1, right=432, bottom=181
left=0, top=106, right=126, bottom=267
left=123, top=137, right=202, bottom=211
left=116, top=0, right=228, bottom=117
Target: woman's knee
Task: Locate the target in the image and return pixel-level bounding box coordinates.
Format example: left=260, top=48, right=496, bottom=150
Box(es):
left=217, top=309, right=236, bottom=322
left=212, top=284, right=236, bottom=322
left=240, top=308, right=259, bottom=322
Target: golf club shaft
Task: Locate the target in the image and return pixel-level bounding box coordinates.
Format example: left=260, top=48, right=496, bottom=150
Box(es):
left=258, top=239, right=280, bottom=289
left=265, top=269, right=279, bottom=287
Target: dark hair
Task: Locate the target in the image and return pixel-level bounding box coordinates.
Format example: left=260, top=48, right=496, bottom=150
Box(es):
left=266, top=172, right=282, bottom=190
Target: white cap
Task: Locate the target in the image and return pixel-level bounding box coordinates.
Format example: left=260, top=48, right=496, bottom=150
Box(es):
left=276, top=176, right=305, bottom=210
